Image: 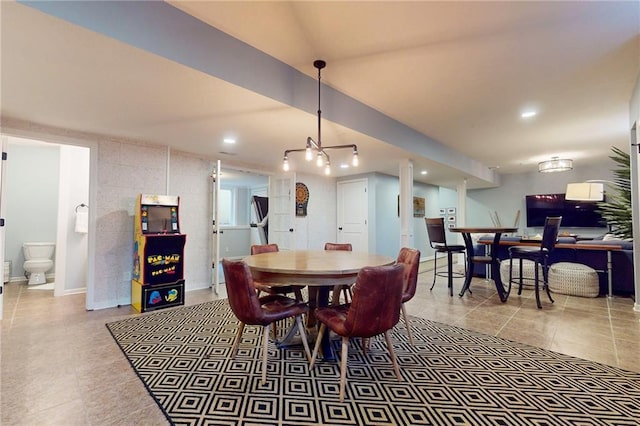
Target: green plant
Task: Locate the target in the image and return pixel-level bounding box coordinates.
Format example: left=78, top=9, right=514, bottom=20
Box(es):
left=596, top=146, right=633, bottom=240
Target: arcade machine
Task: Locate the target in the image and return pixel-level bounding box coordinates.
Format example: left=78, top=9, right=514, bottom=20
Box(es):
left=131, top=194, right=186, bottom=312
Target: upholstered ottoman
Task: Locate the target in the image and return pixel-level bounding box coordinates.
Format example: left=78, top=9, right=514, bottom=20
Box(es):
left=499, top=259, right=544, bottom=285
left=548, top=262, right=599, bottom=298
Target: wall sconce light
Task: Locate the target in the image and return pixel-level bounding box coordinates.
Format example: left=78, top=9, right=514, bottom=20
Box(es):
left=565, top=182, right=604, bottom=201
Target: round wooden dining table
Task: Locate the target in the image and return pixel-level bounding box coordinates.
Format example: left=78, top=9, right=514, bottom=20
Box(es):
left=244, top=249, right=395, bottom=359
left=244, top=249, right=395, bottom=286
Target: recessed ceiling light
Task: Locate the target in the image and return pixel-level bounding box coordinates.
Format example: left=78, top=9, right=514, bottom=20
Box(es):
left=223, top=138, right=236, bottom=144
left=521, top=111, right=537, bottom=119
left=340, top=164, right=349, bottom=169
left=420, top=170, right=427, bottom=175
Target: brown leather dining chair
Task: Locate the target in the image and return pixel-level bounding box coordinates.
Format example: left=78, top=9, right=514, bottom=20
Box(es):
left=396, top=247, right=421, bottom=345
left=309, top=263, right=404, bottom=401
left=250, top=244, right=303, bottom=301
left=324, top=242, right=354, bottom=304
left=221, top=258, right=312, bottom=385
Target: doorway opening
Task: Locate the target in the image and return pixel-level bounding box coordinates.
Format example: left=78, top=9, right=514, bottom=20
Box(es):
left=3, top=136, right=90, bottom=299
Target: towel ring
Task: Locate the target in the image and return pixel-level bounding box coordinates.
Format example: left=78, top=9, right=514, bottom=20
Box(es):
left=75, top=203, right=89, bottom=212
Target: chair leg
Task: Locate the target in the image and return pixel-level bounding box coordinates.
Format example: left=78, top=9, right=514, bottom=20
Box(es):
left=331, top=285, right=342, bottom=305
left=295, top=315, right=312, bottom=362
left=509, top=257, right=514, bottom=296
left=383, top=331, right=402, bottom=381
left=430, top=253, right=438, bottom=290
left=261, top=325, right=269, bottom=385
left=361, top=337, right=370, bottom=355
left=339, top=336, right=349, bottom=402
left=230, top=322, right=245, bottom=358
left=533, top=261, right=542, bottom=309
left=518, top=258, right=524, bottom=295
left=543, top=260, right=554, bottom=304
left=447, top=251, right=454, bottom=297
left=344, top=285, right=353, bottom=303
left=401, top=303, right=414, bottom=345
left=309, top=323, right=326, bottom=370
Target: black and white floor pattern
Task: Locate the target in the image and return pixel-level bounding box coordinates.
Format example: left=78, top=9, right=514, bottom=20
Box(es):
left=107, top=300, right=640, bottom=426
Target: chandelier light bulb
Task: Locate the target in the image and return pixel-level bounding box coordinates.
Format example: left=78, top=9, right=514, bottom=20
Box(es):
left=352, top=151, right=359, bottom=167
left=305, top=146, right=313, bottom=161
left=283, top=157, right=289, bottom=171
left=324, top=163, right=331, bottom=175
left=316, top=152, right=324, bottom=167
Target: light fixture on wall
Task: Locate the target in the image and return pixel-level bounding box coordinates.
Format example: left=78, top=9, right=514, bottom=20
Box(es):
left=282, top=60, right=358, bottom=175
left=565, top=181, right=607, bottom=201
left=538, top=157, right=573, bottom=173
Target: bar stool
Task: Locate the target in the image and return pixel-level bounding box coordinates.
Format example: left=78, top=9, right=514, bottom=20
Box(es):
left=425, top=217, right=466, bottom=296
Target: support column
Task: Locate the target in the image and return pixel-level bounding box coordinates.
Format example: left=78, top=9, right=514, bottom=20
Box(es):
left=455, top=178, right=468, bottom=264
left=399, top=160, right=414, bottom=248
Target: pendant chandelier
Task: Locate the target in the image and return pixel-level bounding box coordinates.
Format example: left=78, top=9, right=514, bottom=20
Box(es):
left=282, top=60, right=358, bottom=175
left=538, top=157, right=573, bottom=173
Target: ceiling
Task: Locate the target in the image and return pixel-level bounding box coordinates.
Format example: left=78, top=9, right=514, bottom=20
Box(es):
left=2, top=1, right=639, bottom=189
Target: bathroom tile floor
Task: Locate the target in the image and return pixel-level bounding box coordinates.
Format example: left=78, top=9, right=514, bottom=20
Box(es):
left=1, top=268, right=639, bottom=425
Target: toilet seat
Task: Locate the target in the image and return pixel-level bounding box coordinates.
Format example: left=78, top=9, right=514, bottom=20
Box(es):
left=24, top=259, right=53, bottom=269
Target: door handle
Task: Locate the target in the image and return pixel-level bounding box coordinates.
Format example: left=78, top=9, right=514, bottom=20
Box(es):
left=338, top=227, right=343, bottom=231
left=289, top=228, right=294, bottom=232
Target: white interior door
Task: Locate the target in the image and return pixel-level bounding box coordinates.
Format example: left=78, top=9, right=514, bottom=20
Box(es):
left=337, top=178, right=369, bottom=252
left=212, top=160, right=221, bottom=295
left=0, top=136, right=6, bottom=319
left=268, top=173, right=295, bottom=250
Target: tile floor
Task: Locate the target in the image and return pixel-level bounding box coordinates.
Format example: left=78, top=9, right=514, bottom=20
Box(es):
left=1, top=268, right=639, bottom=425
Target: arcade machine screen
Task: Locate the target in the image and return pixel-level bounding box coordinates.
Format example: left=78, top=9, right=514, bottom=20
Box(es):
left=143, top=205, right=179, bottom=234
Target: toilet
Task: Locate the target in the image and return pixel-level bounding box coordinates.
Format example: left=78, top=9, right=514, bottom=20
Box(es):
left=23, top=242, right=55, bottom=285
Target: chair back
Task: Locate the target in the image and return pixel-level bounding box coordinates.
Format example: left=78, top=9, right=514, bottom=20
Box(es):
left=425, top=217, right=447, bottom=248
left=397, top=247, right=421, bottom=300
left=541, top=216, right=562, bottom=253
left=324, top=242, right=353, bottom=251
left=344, top=264, right=404, bottom=338
left=251, top=243, right=279, bottom=255
left=221, top=258, right=269, bottom=326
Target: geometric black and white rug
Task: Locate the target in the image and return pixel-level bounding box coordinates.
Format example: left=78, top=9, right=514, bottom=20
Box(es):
left=106, top=300, right=640, bottom=425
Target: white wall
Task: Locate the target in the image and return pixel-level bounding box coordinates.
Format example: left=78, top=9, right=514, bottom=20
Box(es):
left=168, top=150, right=214, bottom=291
left=468, top=162, right=614, bottom=237
left=94, top=140, right=214, bottom=308
left=3, top=117, right=634, bottom=310
left=57, top=145, right=90, bottom=293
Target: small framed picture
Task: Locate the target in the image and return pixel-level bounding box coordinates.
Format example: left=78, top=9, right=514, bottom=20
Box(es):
left=447, top=216, right=456, bottom=222
left=439, top=208, right=446, bottom=215
left=447, top=207, right=456, bottom=214
left=413, top=196, right=425, bottom=217
left=447, top=223, right=455, bottom=229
